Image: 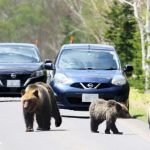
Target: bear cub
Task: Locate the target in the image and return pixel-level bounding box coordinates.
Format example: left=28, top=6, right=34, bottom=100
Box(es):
left=89, top=99, right=131, bottom=134
left=21, top=82, right=62, bottom=132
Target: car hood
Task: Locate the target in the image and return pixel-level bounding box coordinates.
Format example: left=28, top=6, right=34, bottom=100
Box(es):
left=0, top=63, right=43, bottom=72
left=56, top=69, right=122, bottom=82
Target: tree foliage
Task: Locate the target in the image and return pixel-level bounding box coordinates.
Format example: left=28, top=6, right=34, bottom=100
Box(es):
left=104, top=0, right=143, bottom=90
left=105, top=1, right=137, bottom=64
left=0, top=0, right=69, bottom=59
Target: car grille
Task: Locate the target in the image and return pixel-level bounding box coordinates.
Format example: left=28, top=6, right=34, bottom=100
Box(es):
left=71, top=82, right=111, bottom=89
left=0, top=73, right=31, bottom=87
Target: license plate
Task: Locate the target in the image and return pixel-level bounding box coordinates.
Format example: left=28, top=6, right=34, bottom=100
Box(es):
left=7, top=80, right=20, bottom=87
left=82, top=94, right=99, bottom=102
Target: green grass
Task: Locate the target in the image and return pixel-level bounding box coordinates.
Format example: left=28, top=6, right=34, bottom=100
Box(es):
left=129, top=88, right=150, bottom=121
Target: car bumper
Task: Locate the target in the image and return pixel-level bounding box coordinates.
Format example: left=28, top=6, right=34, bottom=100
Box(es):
left=52, top=83, right=129, bottom=109
left=0, top=76, right=46, bottom=96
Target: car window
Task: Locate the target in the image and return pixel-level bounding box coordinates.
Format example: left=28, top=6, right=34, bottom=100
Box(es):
left=57, top=49, right=119, bottom=70
left=0, top=46, right=40, bottom=63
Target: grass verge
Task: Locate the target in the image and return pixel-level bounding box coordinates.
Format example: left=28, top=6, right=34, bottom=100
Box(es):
left=129, top=88, right=150, bottom=121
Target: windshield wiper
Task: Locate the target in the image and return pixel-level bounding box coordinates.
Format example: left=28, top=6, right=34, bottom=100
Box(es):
left=69, top=67, right=117, bottom=70
left=75, top=67, right=96, bottom=70
left=104, top=68, right=117, bottom=70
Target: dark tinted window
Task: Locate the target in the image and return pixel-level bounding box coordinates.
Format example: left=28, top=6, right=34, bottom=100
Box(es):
left=57, top=49, right=119, bottom=70
left=0, top=45, right=40, bottom=63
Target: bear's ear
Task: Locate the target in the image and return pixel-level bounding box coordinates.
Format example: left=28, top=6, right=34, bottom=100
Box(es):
left=21, top=89, right=25, bottom=96
left=33, top=90, right=39, bottom=98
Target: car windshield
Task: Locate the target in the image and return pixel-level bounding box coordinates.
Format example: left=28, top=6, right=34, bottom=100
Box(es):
left=0, top=45, right=41, bottom=63
left=57, top=49, right=120, bottom=70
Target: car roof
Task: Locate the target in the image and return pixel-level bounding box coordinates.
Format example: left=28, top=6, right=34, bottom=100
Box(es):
left=61, top=44, right=115, bottom=51
left=0, top=43, right=38, bottom=47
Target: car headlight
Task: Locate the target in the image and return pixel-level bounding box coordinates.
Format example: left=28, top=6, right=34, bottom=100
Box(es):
left=111, top=75, right=126, bottom=85
left=35, top=70, right=45, bottom=77
left=54, top=73, right=72, bottom=84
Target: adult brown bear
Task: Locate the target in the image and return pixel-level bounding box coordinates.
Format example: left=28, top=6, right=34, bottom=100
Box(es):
left=21, top=82, right=62, bottom=132
left=89, top=99, right=131, bottom=134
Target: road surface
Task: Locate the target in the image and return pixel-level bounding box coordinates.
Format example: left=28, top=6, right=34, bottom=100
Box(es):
left=0, top=98, right=150, bottom=150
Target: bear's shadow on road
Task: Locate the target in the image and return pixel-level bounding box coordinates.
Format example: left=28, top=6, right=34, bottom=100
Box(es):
left=61, top=113, right=144, bottom=119
left=61, top=115, right=89, bottom=119
left=60, top=108, right=90, bottom=119
left=35, top=129, right=68, bottom=132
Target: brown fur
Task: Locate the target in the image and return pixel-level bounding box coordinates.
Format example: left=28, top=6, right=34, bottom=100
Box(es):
left=89, top=99, right=130, bottom=134
left=119, top=103, right=131, bottom=118
left=21, top=82, right=62, bottom=132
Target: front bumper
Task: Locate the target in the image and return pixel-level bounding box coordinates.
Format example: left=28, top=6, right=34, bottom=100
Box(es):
left=52, top=83, right=129, bottom=109
left=0, top=75, right=46, bottom=96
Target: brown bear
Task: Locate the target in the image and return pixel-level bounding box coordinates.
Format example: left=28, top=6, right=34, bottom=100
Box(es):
left=89, top=99, right=131, bottom=134
left=21, top=82, right=62, bottom=132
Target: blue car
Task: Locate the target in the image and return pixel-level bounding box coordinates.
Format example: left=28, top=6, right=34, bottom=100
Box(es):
left=50, top=44, right=133, bottom=110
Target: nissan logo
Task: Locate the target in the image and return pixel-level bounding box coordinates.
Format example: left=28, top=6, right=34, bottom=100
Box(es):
left=87, top=83, right=94, bottom=88
left=11, top=73, right=16, bottom=78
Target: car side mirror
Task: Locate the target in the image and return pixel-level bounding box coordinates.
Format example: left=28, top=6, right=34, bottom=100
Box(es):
left=123, top=65, right=133, bottom=77
left=44, top=62, right=55, bottom=70
left=44, top=59, right=55, bottom=70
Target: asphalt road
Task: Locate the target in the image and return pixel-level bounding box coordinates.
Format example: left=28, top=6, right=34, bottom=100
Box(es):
left=0, top=98, right=150, bottom=150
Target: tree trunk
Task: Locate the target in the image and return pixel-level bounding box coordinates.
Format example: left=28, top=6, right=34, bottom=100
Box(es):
left=145, top=0, right=150, bottom=91
left=118, top=0, right=150, bottom=91
left=133, top=2, right=146, bottom=70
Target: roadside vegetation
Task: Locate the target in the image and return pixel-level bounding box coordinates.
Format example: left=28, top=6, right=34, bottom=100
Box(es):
left=129, top=88, right=150, bottom=121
